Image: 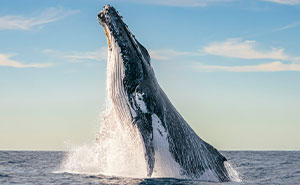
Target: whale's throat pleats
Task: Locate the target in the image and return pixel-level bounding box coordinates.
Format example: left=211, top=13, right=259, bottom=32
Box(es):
left=106, top=37, right=157, bottom=177
left=106, top=37, right=132, bottom=124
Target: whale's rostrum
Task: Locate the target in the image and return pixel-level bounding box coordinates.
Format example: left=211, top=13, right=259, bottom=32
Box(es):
left=97, top=5, right=231, bottom=182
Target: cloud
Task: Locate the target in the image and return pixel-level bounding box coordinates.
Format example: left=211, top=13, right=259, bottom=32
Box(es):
left=149, top=49, right=203, bottom=60
left=46, top=47, right=196, bottom=63
left=273, top=22, right=300, bottom=31
left=0, top=7, right=79, bottom=30
left=264, top=0, right=300, bottom=5
left=150, top=38, right=300, bottom=72
left=41, top=39, right=300, bottom=73
left=193, top=61, right=300, bottom=72
left=197, top=38, right=300, bottom=72
left=116, top=0, right=233, bottom=7
left=0, top=53, right=52, bottom=68
left=63, top=48, right=107, bottom=63
left=293, top=57, right=300, bottom=62
left=43, top=47, right=107, bottom=63
left=203, top=38, right=288, bottom=60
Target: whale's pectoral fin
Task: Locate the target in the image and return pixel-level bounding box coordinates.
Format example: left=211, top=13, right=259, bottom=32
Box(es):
left=141, top=130, right=155, bottom=177
left=134, top=114, right=155, bottom=177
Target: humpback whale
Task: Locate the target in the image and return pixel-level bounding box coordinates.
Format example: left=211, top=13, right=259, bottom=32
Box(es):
left=97, top=5, right=230, bottom=182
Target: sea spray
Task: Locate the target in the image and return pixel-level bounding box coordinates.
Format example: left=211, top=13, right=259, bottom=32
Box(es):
left=61, top=110, right=147, bottom=177
left=61, top=94, right=149, bottom=177
left=224, top=162, right=242, bottom=182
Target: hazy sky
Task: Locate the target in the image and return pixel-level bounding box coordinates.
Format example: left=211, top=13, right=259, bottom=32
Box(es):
left=1, top=0, right=300, bottom=150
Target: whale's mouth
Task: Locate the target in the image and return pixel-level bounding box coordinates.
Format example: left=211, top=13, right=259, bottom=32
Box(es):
left=103, top=27, right=111, bottom=46
left=97, top=5, right=113, bottom=47
left=97, top=5, right=126, bottom=49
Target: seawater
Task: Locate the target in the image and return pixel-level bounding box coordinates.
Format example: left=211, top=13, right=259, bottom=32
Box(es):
left=0, top=151, right=299, bottom=184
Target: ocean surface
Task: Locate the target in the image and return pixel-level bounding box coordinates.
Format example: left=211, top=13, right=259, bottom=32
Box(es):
left=0, top=151, right=299, bottom=185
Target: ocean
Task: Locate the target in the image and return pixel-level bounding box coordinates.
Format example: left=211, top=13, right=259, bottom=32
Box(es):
left=0, top=150, right=299, bottom=184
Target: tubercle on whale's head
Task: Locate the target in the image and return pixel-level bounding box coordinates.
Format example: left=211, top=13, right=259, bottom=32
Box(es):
left=97, top=5, right=118, bottom=47
left=97, top=4, right=134, bottom=51
left=98, top=5, right=154, bottom=94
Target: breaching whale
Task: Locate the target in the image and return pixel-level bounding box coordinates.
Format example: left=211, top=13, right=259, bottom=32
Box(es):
left=97, top=5, right=230, bottom=182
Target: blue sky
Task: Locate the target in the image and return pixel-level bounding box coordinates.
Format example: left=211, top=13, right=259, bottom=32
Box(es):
left=1, top=0, right=300, bottom=150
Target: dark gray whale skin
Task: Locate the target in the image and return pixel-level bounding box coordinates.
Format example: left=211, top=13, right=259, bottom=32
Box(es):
left=98, top=5, right=230, bottom=182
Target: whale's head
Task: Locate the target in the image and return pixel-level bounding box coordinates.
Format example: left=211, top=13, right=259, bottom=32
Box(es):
left=98, top=5, right=154, bottom=95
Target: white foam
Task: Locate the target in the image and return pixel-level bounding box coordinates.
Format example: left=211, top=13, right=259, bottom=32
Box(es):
left=224, top=161, right=242, bottom=182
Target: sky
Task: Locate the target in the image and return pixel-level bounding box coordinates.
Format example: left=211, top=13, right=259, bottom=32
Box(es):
left=0, top=0, right=300, bottom=151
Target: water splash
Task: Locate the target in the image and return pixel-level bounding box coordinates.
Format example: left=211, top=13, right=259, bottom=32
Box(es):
left=60, top=104, right=184, bottom=178
left=224, top=162, right=242, bottom=182
left=61, top=103, right=148, bottom=177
